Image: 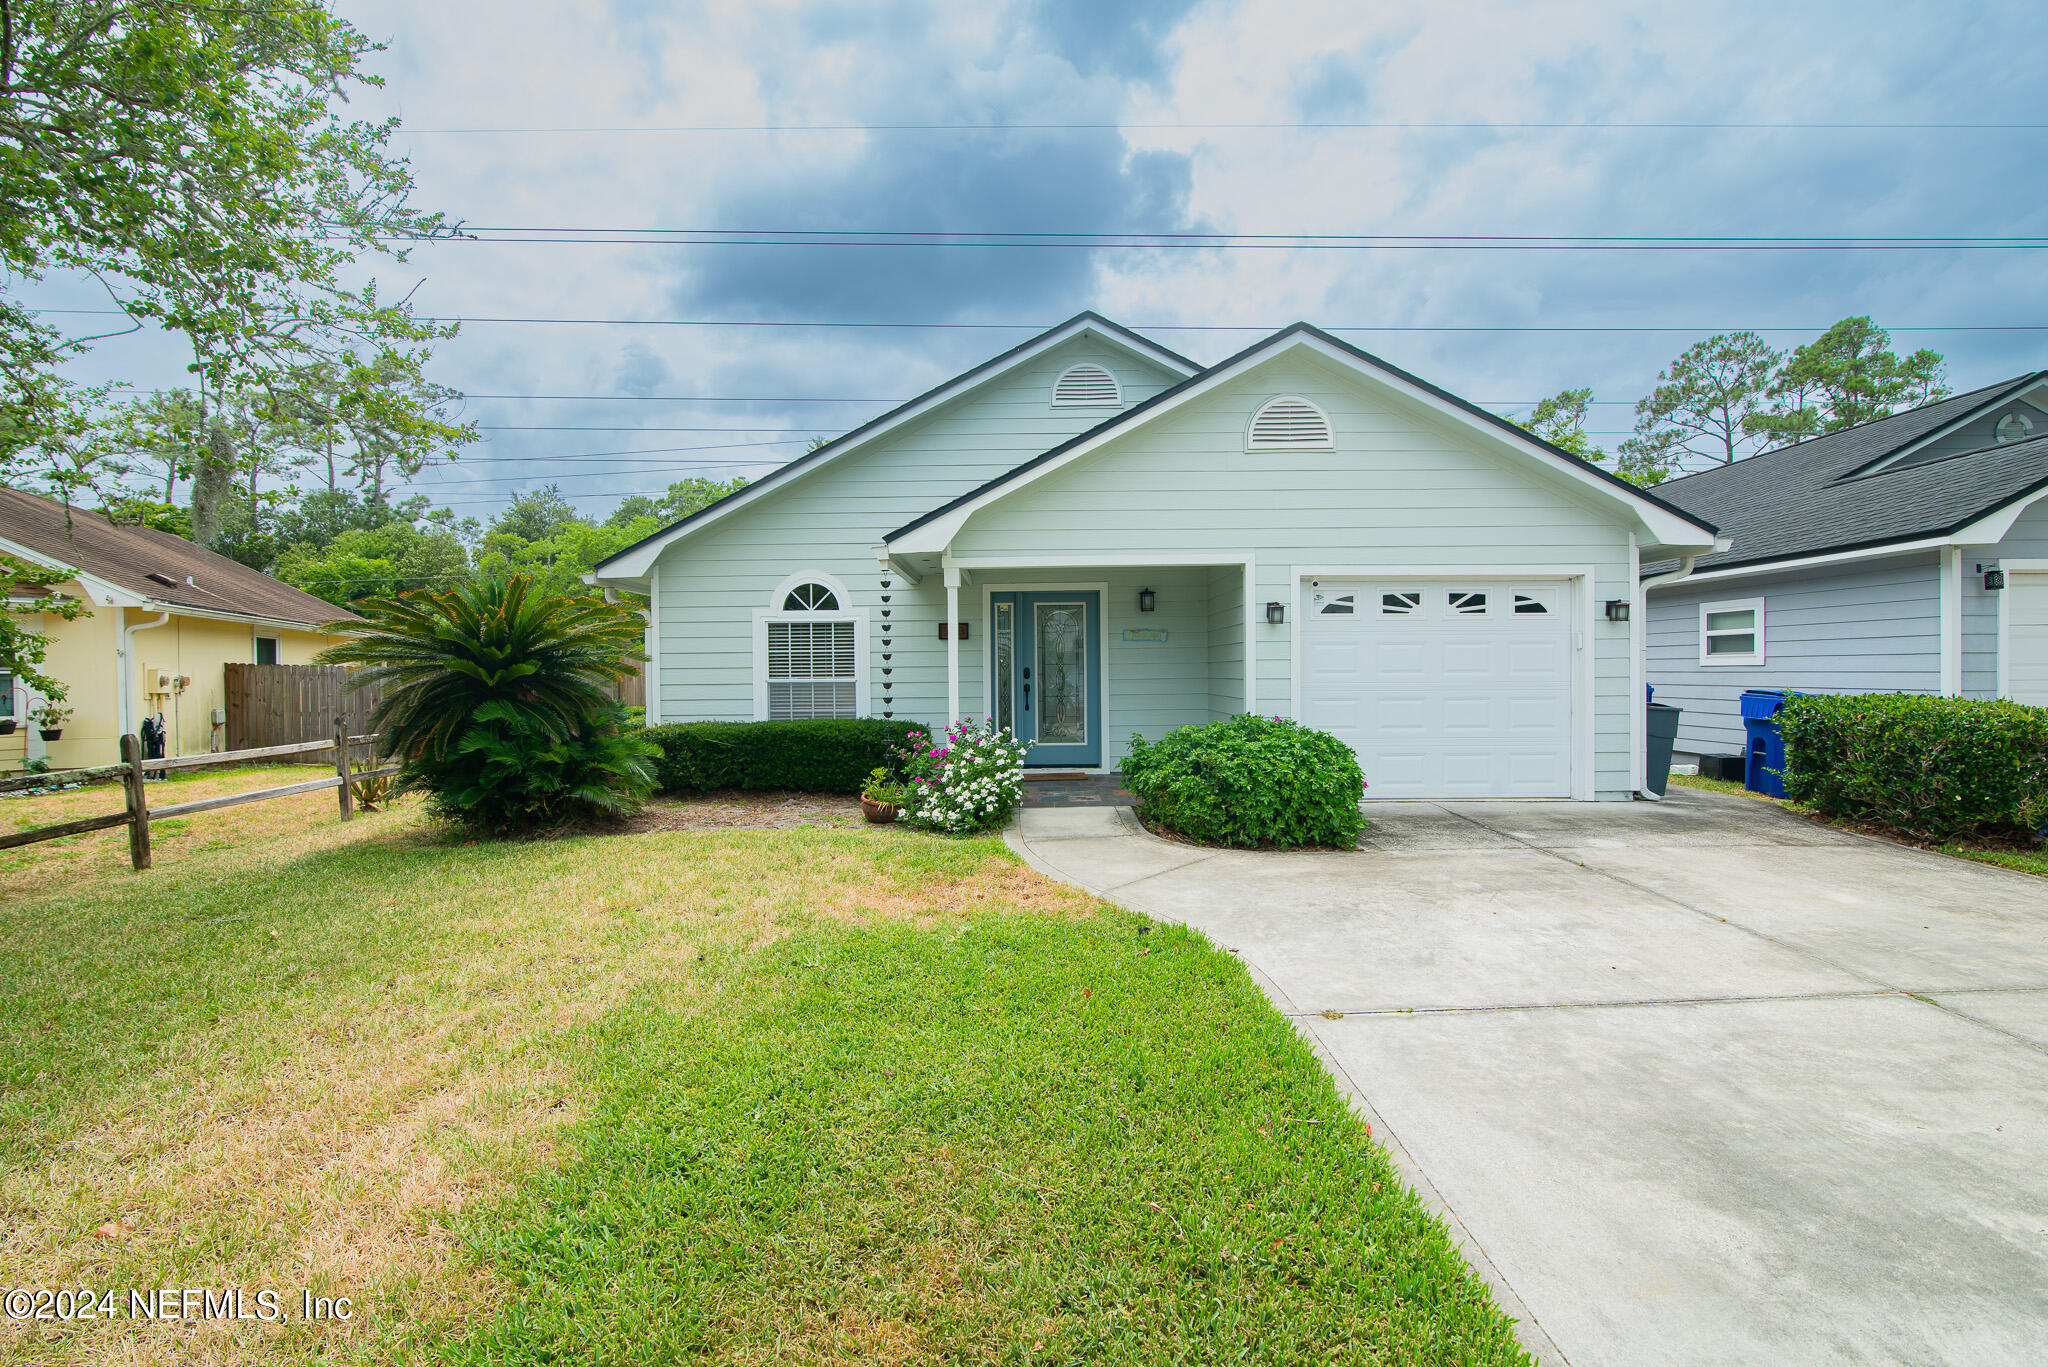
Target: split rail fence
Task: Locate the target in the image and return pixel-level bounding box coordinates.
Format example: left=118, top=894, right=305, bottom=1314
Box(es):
left=0, top=719, right=395, bottom=871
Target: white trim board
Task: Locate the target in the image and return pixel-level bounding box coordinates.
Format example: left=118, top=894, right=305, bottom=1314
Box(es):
left=591, top=317, right=1198, bottom=584
left=888, top=331, right=1719, bottom=557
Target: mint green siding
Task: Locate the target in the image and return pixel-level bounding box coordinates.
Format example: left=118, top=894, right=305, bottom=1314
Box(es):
left=650, top=340, right=1653, bottom=797
left=648, top=336, right=1184, bottom=728
left=941, top=350, right=1640, bottom=795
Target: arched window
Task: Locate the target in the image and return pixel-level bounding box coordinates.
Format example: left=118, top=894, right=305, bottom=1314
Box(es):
left=756, top=574, right=865, bottom=721
left=1051, top=362, right=1122, bottom=407
left=1246, top=395, right=1335, bottom=451
left=782, top=581, right=840, bottom=612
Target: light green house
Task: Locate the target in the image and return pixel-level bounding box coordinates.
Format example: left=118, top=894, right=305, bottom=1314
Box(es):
left=592, top=315, right=1721, bottom=800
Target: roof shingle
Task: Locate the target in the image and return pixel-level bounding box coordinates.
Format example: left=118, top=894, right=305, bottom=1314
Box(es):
left=0, top=488, right=355, bottom=628
left=1647, top=374, right=2048, bottom=572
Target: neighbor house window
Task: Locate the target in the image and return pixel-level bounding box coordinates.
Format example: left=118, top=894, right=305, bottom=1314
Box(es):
left=755, top=576, right=866, bottom=721
left=1700, top=597, right=1765, bottom=666
left=0, top=672, right=13, bottom=718
left=255, top=636, right=279, bottom=665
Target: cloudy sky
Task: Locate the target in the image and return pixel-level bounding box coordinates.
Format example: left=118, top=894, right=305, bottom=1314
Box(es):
left=42, top=0, right=2048, bottom=518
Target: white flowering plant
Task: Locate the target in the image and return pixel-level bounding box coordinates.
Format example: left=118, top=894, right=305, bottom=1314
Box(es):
left=891, top=718, right=1030, bottom=834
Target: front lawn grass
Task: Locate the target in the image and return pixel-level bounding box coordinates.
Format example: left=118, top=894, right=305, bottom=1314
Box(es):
left=0, top=803, right=1529, bottom=1364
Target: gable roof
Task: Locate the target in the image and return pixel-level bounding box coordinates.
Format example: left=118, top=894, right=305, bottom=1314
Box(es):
left=589, top=312, right=1201, bottom=581
left=885, top=323, right=1720, bottom=549
left=1646, top=372, right=2048, bottom=574
left=0, top=488, right=352, bottom=629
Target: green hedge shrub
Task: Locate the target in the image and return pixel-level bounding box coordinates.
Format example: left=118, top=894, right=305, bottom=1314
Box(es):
left=1122, top=714, right=1366, bottom=849
left=1777, top=693, right=2048, bottom=842
left=640, top=718, right=925, bottom=794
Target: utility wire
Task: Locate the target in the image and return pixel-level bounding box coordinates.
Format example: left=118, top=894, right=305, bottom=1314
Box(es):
left=398, top=120, right=2048, bottom=133
left=52, top=311, right=2046, bottom=335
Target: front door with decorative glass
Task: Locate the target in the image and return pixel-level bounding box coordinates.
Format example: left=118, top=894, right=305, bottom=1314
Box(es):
left=989, top=591, right=1101, bottom=767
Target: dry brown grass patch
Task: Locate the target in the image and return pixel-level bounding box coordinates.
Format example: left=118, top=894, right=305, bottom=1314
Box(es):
left=2, top=818, right=1090, bottom=1364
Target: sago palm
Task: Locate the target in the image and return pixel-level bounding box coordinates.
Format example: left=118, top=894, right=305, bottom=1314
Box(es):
left=317, top=575, right=646, bottom=759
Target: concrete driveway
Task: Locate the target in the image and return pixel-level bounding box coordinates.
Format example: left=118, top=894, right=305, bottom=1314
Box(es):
left=1007, top=787, right=2048, bottom=1367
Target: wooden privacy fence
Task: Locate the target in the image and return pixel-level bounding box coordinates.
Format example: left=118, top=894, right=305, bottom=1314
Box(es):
left=0, top=719, right=396, bottom=871
left=224, top=664, right=385, bottom=755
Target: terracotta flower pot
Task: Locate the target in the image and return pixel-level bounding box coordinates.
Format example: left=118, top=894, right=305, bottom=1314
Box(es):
left=861, top=798, right=900, bottom=824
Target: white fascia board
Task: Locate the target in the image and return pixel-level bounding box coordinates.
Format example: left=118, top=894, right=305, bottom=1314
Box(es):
left=890, top=332, right=1719, bottom=555
left=1646, top=536, right=1951, bottom=589
left=1951, top=480, right=2048, bottom=544
left=592, top=319, right=1199, bottom=581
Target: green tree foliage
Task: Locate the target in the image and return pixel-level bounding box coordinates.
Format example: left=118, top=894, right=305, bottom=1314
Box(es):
left=275, top=516, right=470, bottom=607
left=0, top=552, right=90, bottom=703
left=1509, top=387, right=1608, bottom=461
left=1617, top=332, right=1781, bottom=483
left=605, top=475, right=750, bottom=527
left=1747, top=317, right=1949, bottom=447
left=0, top=0, right=463, bottom=504
left=316, top=576, right=655, bottom=834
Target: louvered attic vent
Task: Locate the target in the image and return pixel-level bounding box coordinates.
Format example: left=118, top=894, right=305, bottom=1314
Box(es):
left=1051, top=362, right=1122, bottom=407
left=1246, top=395, right=1335, bottom=450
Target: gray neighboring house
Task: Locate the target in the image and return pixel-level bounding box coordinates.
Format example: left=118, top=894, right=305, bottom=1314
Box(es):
left=1645, top=372, right=2048, bottom=765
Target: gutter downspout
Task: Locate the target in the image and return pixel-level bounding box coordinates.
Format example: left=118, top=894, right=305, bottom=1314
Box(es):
left=1633, top=552, right=1701, bottom=801
left=118, top=609, right=172, bottom=742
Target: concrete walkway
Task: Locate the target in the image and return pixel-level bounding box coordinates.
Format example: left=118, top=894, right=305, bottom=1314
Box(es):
left=1007, top=789, right=2048, bottom=1367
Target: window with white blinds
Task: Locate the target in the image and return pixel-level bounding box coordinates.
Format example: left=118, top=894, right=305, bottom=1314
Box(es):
left=766, top=618, right=858, bottom=719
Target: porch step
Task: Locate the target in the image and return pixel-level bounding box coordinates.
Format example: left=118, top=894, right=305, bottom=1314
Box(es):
left=1023, top=770, right=1091, bottom=782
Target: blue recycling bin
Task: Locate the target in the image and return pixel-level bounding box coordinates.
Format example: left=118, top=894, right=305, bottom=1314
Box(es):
left=1740, top=690, right=1789, bottom=798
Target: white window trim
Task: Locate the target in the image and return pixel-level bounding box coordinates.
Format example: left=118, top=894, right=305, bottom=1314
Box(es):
left=753, top=574, right=867, bottom=722
left=1050, top=362, right=1123, bottom=408
left=767, top=569, right=856, bottom=612
left=751, top=608, right=869, bottom=721
left=1699, top=596, right=1765, bottom=667
left=1245, top=394, right=1336, bottom=452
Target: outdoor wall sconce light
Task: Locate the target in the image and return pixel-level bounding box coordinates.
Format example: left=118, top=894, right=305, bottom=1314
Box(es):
left=938, top=622, right=970, bottom=640
left=1605, top=600, right=1630, bottom=622
left=1138, top=587, right=1156, bottom=613
left=1984, top=568, right=2007, bottom=591
left=1266, top=601, right=1286, bottom=625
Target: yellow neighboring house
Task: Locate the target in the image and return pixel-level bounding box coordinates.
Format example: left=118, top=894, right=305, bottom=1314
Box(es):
left=1, top=487, right=357, bottom=770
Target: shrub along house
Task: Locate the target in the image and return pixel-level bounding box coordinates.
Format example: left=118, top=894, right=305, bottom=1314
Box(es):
left=1644, top=372, right=2048, bottom=769
left=592, top=315, right=1721, bottom=801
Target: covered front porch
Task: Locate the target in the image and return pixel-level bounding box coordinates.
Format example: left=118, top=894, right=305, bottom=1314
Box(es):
left=891, top=553, right=1259, bottom=772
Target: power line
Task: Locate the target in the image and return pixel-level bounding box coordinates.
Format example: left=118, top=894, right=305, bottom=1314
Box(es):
left=56, top=312, right=2048, bottom=336
left=399, top=120, right=2048, bottom=133
left=424, top=230, right=2048, bottom=252
left=449, top=227, right=2048, bottom=244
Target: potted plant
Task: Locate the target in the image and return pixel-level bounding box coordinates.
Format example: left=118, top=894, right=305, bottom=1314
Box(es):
left=0, top=716, right=13, bottom=736
left=30, top=702, right=70, bottom=742
left=860, top=767, right=907, bottom=824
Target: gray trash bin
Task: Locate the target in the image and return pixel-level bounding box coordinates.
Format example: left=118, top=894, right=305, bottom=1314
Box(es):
left=1645, top=701, right=1682, bottom=797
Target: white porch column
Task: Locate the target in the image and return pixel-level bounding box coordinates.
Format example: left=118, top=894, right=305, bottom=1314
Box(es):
left=944, top=567, right=963, bottom=725
left=1940, top=546, right=1963, bottom=696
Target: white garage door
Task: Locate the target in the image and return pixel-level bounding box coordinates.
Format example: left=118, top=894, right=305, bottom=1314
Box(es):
left=1301, top=578, right=1576, bottom=799
left=2007, top=569, right=2048, bottom=705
